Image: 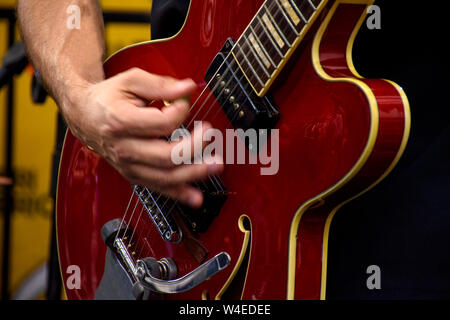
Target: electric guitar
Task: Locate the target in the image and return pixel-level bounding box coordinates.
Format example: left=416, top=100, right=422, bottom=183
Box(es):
left=57, top=0, right=410, bottom=300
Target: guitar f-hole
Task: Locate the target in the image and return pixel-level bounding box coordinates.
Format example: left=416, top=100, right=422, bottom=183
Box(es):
left=215, top=215, right=252, bottom=300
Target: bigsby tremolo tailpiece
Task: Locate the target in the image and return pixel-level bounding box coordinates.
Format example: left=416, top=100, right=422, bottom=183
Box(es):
left=101, top=219, right=231, bottom=299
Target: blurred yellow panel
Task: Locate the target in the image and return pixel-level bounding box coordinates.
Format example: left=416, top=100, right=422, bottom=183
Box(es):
left=8, top=65, right=58, bottom=298
left=0, top=0, right=15, bottom=9
left=0, top=19, right=7, bottom=295
left=0, top=1, right=152, bottom=299
left=0, top=21, right=7, bottom=170
left=100, top=0, right=152, bottom=12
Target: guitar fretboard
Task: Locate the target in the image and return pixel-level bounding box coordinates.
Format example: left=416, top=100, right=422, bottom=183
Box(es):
left=231, top=0, right=325, bottom=95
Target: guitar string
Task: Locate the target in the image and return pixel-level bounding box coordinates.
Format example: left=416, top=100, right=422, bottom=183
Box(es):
left=147, top=62, right=242, bottom=212
left=184, top=0, right=283, bottom=172
left=135, top=0, right=283, bottom=219
left=155, top=53, right=260, bottom=227
left=116, top=49, right=242, bottom=249
left=130, top=10, right=285, bottom=254
left=124, top=0, right=292, bottom=253
left=132, top=59, right=246, bottom=254
left=127, top=205, right=145, bottom=250
left=132, top=49, right=264, bottom=255
left=120, top=192, right=140, bottom=241
left=127, top=49, right=279, bottom=256
left=114, top=185, right=136, bottom=244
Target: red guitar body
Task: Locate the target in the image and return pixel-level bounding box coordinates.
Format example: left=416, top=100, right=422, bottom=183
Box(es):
left=57, top=0, right=410, bottom=300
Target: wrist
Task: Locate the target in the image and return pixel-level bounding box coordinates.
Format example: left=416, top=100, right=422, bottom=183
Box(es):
left=58, top=61, right=105, bottom=114
left=58, top=78, right=97, bottom=139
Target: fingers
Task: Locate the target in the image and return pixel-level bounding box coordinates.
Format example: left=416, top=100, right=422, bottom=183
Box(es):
left=159, top=184, right=204, bottom=209
left=123, top=160, right=223, bottom=208
left=116, top=99, right=191, bottom=137
left=118, top=67, right=197, bottom=103
left=110, top=121, right=213, bottom=168
left=126, top=159, right=224, bottom=189
left=169, top=121, right=213, bottom=165
left=110, top=68, right=197, bottom=137
left=100, top=68, right=223, bottom=209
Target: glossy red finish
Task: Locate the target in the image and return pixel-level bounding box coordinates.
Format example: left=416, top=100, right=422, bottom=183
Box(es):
left=57, top=1, right=408, bottom=300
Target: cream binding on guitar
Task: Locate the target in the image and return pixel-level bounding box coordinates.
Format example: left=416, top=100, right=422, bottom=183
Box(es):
left=57, top=0, right=410, bottom=300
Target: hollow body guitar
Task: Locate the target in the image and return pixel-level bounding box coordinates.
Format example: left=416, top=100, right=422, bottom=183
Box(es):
left=57, top=0, right=410, bottom=300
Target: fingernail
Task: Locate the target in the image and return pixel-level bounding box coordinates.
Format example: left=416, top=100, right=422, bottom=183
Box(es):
left=177, top=78, right=195, bottom=89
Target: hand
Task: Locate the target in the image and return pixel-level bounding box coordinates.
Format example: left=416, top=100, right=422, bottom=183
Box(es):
left=62, top=68, right=223, bottom=208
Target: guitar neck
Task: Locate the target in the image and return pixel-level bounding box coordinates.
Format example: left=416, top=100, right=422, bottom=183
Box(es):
left=231, top=0, right=326, bottom=96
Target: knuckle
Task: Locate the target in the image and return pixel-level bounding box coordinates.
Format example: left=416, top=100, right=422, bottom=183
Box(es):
left=165, top=121, right=180, bottom=137
left=161, top=147, right=177, bottom=168
left=155, top=119, right=177, bottom=137
left=114, top=145, right=134, bottom=164
left=99, top=122, right=116, bottom=138
left=157, top=172, right=172, bottom=188
left=126, top=67, right=142, bottom=78
left=120, top=67, right=143, bottom=86
left=155, top=75, right=170, bottom=90
left=102, top=108, right=124, bottom=137
left=106, top=141, right=133, bottom=166
left=120, top=165, right=138, bottom=182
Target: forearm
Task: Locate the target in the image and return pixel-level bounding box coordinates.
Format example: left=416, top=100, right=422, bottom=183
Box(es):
left=17, top=0, right=105, bottom=109
left=17, top=0, right=220, bottom=208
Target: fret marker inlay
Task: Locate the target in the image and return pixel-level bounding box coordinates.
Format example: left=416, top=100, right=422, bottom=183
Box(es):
left=262, top=13, right=285, bottom=49
left=281, top=0, right=301, bottom=25
left=248, top=33, right=272, bottom=69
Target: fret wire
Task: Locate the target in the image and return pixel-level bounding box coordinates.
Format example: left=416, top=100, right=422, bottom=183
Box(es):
left=308, top=0, right=318, bottom=10
left=263, top=4, right=292, bottom=47
left=235, top=42, right=265, bottom=87
left=260, top=12, right=285, bottom=49
left=250, top=21, right=283, bottom=67
left=288, top=0, right=307, bottom=23
left=269, top=1, right=301, bottom=46
left=294, top=0, right=315, bottom=21
left=311, top=0, right=322, bottom=7
left=132, top=0, right=326, bottom=233
left=268, top=2, right=299, bottom=46
left=238, top=38, right=270, bottom=84
left=280, top=0, right=301, bottom=26
left=255, top=15, right=285, bottom=58
left=224, top=0, right=321, bottom=95
left=274, top=0, right=300, bottom=35
left=249, top=25, right=277, bottom=68
left=243, top=34, right=272, bottom=77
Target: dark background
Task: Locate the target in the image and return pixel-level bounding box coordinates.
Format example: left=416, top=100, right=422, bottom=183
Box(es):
left=326, top=0, right=450, bottom=299
left=145, top=0, right=450, bottom=299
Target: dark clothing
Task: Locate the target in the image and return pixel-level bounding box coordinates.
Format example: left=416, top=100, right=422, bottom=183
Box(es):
left=150, top=0, right=189, bottom=40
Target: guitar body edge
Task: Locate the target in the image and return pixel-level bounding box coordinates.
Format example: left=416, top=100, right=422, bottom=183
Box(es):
left=56, top=0, right=410, bottom=300
left=288, top=0, right=410, bottom=299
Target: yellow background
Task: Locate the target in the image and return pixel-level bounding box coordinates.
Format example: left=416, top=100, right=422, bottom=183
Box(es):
left=0, top=0, right=152, bottom=299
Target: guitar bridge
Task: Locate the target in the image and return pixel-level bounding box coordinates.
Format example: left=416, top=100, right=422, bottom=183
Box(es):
left=134, top=185, right=182, bottom=243
left=134, top=177, right=227, bottom=243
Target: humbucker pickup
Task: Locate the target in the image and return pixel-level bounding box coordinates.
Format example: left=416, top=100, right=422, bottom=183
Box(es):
left=205, top=38, right=280, bottom=132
